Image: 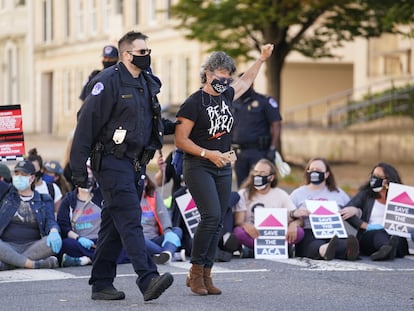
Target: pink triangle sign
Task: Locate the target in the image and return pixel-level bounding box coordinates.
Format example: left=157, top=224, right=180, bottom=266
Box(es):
left=184, top=198, right=197, bottom=211
left=390, top=191, right=414, bottom=206
left=259, top=214, right=283, bottom=227
left=313, top=206, right=335, bottom=215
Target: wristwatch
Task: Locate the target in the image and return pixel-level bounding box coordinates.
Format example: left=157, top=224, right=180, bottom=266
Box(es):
left=200, top=148, right=206, bottom=158
left=290, top=210, right=298, bottom=220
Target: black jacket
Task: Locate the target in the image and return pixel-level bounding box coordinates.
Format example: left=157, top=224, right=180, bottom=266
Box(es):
left=70, top=62, right=164, bottom=180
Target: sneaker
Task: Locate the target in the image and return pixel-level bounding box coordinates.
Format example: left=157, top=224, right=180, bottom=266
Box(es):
left=173, top=249, right=186, bottom=262
left=239, top=246, right=254, bottom=258
left=61, top=254, right=81, bottom=267
left=143, top=273, right=174, bottom=302
left=345, top=235, right=359, bottom=261
left=35, top=256, right=59, bottom=269
left=91, top=285, right=125, bottom=300
left=370, top=245, right=393, bottom=261
left=153, top=251, right=172, bottom=265
left=323, top=235, right=338, bottom=260
left=388, top=235, right=399, bottom=260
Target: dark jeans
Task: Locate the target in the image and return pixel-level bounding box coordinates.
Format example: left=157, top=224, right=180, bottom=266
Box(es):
left=296, top=229, right=347, bottom=260
left=359, top=229, right=408, bottom=257
left=183, top=157, right=232, bottom=268
left=89, top=154, right=158, bottom=293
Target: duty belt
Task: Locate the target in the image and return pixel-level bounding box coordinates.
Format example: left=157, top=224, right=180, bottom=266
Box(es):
left=233, top=143, right=261, bottom=150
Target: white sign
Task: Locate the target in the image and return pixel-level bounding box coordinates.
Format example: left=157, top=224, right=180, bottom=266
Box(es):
left=175, top=190, right=200, bottom=238
left=306, top=200, right=348, bottom=239
left=384, top=182, right=414, bottom=238
left=254, top=208, right=288, bottom=259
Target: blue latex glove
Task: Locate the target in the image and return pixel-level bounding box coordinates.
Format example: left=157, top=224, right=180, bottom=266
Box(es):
left=162, top=231, right=181, bottom=248
left=78, top=237, right=94, bottom=250
left=47, top=231, right=62, bottom=254
left=366, top=223, right=384, bottom=231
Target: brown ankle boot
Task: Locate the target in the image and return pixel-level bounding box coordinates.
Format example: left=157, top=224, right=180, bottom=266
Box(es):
left=203, top=267, right=222, bottom=295
left=187, top=264, right=208, bottom=295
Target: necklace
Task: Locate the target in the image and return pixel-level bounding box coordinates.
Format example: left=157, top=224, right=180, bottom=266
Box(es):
left=209, top=94, right=222, bottom=106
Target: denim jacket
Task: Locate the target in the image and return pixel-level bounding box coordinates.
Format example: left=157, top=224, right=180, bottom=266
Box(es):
left=0, top=183, right=59, bottom=238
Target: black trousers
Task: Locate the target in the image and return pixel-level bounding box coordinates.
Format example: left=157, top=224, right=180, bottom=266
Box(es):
left=89, top=154, right=158, bottom=293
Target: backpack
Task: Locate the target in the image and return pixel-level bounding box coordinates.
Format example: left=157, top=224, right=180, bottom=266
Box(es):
left=46, top=182, right=55, bottom=200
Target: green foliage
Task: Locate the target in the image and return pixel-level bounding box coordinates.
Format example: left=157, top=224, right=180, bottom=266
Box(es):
left=172, top=0, right=414, bottom=101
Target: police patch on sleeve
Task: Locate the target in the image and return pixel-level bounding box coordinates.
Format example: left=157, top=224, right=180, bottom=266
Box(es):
left=91, top=82, right=104, bottom=96
left=269, top=98, right=278, bottom=108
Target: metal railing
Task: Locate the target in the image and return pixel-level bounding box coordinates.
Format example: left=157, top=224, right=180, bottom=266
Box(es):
left=284, top=76, right=414, bottom=128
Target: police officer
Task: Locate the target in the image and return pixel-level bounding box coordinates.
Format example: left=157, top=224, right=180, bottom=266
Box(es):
left=79, top=44, right=119, bottom=102
left=232, top=84, right=282, bottom=187
left=70, top=31, right=173, bottom=302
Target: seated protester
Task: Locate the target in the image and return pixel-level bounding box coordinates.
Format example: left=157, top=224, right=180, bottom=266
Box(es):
left=289, top=157, right=359, bottom=261
left=0, top=163, right=12, bottom=184
left=0, top=160, right=61, bottom=271
left=341, top=162, right=409, bottom=261
left=57, top=163, right=129, bottom=267
left=43, top=160, right=72, bottom=196
left=141, top=174, right=183, bottom=265
left=27, top=148, right=63, bottom=215
left=233, top=159, right=304, bottom=258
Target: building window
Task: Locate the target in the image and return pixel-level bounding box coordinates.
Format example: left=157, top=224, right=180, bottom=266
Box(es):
left=3, top=44, right=19, bottom=106
left=88, top=0, right=97, bottom=35
left=148, top=0, right=156, bottom=25
left=102, top=0, right=111, bottom=33
left=115, top=0, right=123, bottom=15
left=132, top=0, right=139, bottom=25
left=75, top=0, right=85, bottom=38
left=63, top=71, right=72, bottom=114
left=64, top=0, right=71, bottom=39
left=42, top=0, right=53, bottom=42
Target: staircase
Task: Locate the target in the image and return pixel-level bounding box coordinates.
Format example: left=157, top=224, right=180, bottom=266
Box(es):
left=284, top=76, right=414, bottom=128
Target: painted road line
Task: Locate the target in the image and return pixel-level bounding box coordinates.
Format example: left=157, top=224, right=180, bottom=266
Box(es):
left=0, top=269, right=75, bottom=283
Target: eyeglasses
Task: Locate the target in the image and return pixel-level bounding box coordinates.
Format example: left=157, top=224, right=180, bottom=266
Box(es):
left=127, top=49, right=151, bottom=56
left=211, top=73, right=233, bottom=84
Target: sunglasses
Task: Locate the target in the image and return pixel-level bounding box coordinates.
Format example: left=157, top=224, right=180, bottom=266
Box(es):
left=212, top=73, right=233, bottom=84
left=127, top=49, right=151, bottom=56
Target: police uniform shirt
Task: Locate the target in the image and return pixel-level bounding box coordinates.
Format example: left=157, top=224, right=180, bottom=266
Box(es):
left=176, top=88, right=235, bottom=154
left=232, top=91, right=282, bottom=145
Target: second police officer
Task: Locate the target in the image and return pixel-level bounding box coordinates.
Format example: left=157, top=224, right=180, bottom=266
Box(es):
left=232, top=82, right=282, bottom=187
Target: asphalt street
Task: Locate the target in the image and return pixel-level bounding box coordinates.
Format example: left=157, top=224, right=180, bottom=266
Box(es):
left=1, top=254, right=413, bottom=311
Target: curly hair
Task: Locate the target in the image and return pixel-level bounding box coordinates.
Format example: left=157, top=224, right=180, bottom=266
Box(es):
left=200, top=51, right=236, bottom=84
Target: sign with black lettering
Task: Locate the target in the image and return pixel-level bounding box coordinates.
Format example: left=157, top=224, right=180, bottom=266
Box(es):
left=384, top=182, right=414, bottom=238
left=0, top=105, right=25, bottom=161
left=254, top=208, right=287, bottom=259
left=306, top=200, right=348, bottom=239
left=176, top=191, right=200, bottom=238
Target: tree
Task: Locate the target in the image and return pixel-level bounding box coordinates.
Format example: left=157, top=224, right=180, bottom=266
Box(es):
left=172, top=0, right=414, bottom=102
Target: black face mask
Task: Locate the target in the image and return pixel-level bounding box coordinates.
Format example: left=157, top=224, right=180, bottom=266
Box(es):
left=131, top=54, right=151, bottom=70
left=102, top=61, right=117, bottom=68
left=253, top=175, right=271, bottom=190
left=308, top=171, right=325, bottom=185
left=370, top=176, right=385, bottom=192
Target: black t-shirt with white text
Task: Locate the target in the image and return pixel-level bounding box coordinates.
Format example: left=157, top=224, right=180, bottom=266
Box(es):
left=177, top=88, right=235, bottom=154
